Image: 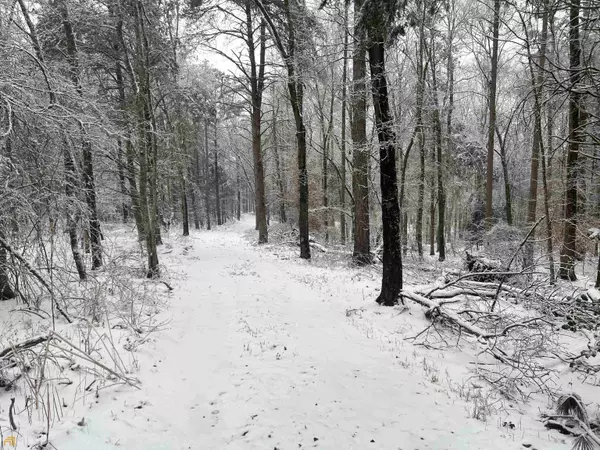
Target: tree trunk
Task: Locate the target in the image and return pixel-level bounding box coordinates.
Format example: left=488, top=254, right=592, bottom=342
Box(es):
left=273, top=107, right=287, bottom=223
left=111, top=3, right=145, bottom=241
left=415, top=7, right=426, bottom=258
left=351, top=0, right=371, bottom=264
left=247, top=8, right=268, bottom=243
left=289, top=76, right=310, bottom=259
left=64, top=139, right=87, bottom=281
left=133, top=0, right=159, bottom=277
left=181, top=170, right=189, bottom=236
left=59, top=0, right=103, bottom=270
left=522, top=2, right=549, bottom=272
left=204, top=119, right=212, bottom=230
left=368, top=40, right=402, bottom=306
left=236, top=169, right=242, bottom=221
left=213, top=115, right=222, bottom=226
left=427, top=36, right=446, bottom=261
left=340, top=3, right=349, bottom=245
left=117, top=138, right=129, bottom=223
left=0, top=225, right=15, bottom=300
left=560, top=0, right=581, bottom=281
left=485, top=0, right=500, bottom=227
left=282, top=0, right=310, bottom=260
left=495, top=126, right=513, bottom=225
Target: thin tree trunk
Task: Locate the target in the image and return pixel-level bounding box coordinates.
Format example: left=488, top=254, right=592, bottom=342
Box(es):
left=0, top=230, right=15, bottom=300
left=485, top=0, right=501, bottom=227
left=236, top=169, right=241, bottom=221
left=340, top=2, right=349, bottom=245
left=281, top=0, right=310, bottom=259
left=204, top=119, right=212, bottom=230
left=521, top=3, right=549, bottom=273
left=415, top=8, right=426, bottom=258
left=247, top=7, right=268, bottom=243
left=351, top=0, right=370, bottom=264
left=133, top=0, right=159, bottom=277
left=427, top=37, right=446, bottom=261
left=495, top=126, right=513, bottom=225
left=273, top=107, right=287, bottom=223
left=181, top=169, right=189, bottom=236
left=214, top=116, right=222, bottom=226
left=560, top=0, right=581, bottom=281
left=59, top=0, right=103, bottom=270
left=117, top=138, right=129, bottom=223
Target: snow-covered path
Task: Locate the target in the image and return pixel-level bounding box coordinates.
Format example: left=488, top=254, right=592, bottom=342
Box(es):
left=60, top=218, right=564, bottom=450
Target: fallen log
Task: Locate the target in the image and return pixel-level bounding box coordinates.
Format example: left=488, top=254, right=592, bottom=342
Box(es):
left=0, top=334, right=51, bottom=360
left=465, top=252, right=507, bottom=282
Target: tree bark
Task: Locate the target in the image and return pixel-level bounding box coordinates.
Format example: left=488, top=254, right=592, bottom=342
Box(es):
left=272, top=103, right=287, bottom=223
left=368, top=40, right=402, bottom=306
left=522, top=3, right=549, bottom=272
left=415, top=6, right=426, bottom=258
left=247, top=7, right=268, bottom=243
left=340, top=3, right=349, bottom=245
left=133, top=0, right=159, bottom=277
left=351, top=0, right=371, bottom=264
left=560, top=0, right=581, bottom=281
left=204, top=119, right=212, bottom=230
left=181, top=169, right=190, bottom=236
left=59, top=0, right=103, bottom=270
left=485, top=0, right=501, bottom=227
left=429, top=41, right=446, bottom=261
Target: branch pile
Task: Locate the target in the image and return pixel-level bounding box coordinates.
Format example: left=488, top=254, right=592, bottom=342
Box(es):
left=400, top=276, right=557, bottom=399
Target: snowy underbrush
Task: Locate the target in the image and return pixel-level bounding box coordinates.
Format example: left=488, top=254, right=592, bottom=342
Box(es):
left=0, top=224, right=171, bottom=448
left=249, top=222, right=600, bottom=449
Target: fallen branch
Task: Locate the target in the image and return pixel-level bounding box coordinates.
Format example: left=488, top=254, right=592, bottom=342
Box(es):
left=50, top=331, right=140, bottom=389
left=0, top=334, right=52, bottom=359
left=402, top=290, right=551, bottom=339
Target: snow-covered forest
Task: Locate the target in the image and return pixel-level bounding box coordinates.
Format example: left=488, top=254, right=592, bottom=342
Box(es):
left=1, top=0, right=600, bottom=448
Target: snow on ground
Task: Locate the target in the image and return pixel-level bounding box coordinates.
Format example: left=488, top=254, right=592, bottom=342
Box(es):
left=2, top=216, right=579, bottom=449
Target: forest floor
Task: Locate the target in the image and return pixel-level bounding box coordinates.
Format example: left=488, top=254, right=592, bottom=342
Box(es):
left=1, top=215, right=589, bottom=449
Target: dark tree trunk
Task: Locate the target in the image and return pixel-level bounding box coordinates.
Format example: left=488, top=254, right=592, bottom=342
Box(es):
left=214, top=116, right=222, bottom=226
left=415, top=8, right=426, bottom=258
left=181, top=172, right=190, bottom=236
left=495, top=126, right=513, bottom=225
left=289, top=77, right=310, bottom=259
left=340, top=3, right=349, bottom=245
left=117, top=137, right=130, bottom=223
left=64, top=140, right=87, bottom=281
left=351, top=0, right=371, bottom=264
left=560, top=0, right=581, bottom=281
left=204, top=119, right=212, bottom=230
left=485, top=0, right=500, bottom=227
left=0, top=228, right=16, bottom=300
left=368, top=40, right=402, bottom=306
left=237, top=170, right=242, bottom=221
